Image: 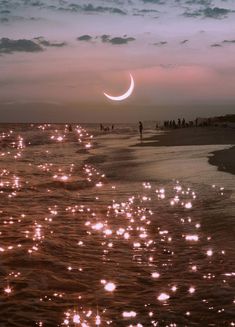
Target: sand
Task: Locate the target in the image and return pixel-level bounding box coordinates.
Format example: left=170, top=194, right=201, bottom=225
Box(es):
left=209, top=146, right=235, bottom=175
left=136, top=127, right=235, bottom=175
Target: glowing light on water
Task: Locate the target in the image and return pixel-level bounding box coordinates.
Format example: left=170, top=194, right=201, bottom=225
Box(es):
left=85, top=143, right=92, bottom=149
left=151, top=272, right=160, bottom=278
left=191, top=265, right=198, bottom=272
left=207, top=249, right=213, bottom=257
left=157, top=293, right=170, bottom=301
left=122, top=311, right=137, bottom=318
left=4, top=286, right=12, bottom=294
left=92, top=223, right=104, bottom=230
left=185, top=202, right=192, bottom=209
left=104, top=282, right=116, bottom=292
left=124, top=232, right=130, bottom=239
left=73, top=314, right=80, bottom=323
left=185, top=235, right=199, bottom=241
left=189, top=286, right=195, bottom=294
left=0, top=125, right=232, bottom=327
left=95, top=315, right=101, bottom=325
left=171, top=285, right=177, bottom=292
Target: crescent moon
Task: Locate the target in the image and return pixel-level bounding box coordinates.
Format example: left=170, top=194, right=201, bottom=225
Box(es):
left=103, top=73, right=134, bottom=101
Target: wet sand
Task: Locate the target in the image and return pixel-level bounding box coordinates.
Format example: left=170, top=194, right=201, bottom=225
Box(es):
left=136, top=127, right=235, bottom=175
left=209, top=146, right=235, bottom=175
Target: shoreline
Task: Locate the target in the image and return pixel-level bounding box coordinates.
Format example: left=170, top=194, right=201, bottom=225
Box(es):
left=134, top=127, right=235, bottom=175
left=208, top=146, right=235, bottom=175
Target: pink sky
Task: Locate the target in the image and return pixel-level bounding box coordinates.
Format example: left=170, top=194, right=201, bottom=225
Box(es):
left=0, top=0, right=235, bottom=122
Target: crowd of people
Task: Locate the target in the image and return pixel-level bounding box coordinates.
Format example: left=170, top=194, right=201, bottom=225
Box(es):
left=163, top=118, right=195, bottom=129
left=100, top=124, right=114, bottom=132
left=97, top=118, right=206, bottom=142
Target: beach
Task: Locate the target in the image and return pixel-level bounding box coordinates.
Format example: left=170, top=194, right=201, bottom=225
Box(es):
left=209, top=146, right=235, bottom=175
left=0, top=123, right=234, bottom=327
left=135, top=126, right=235, bottom=175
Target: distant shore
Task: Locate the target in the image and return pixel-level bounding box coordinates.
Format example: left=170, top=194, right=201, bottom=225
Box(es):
left=136, top=127, right=235, bottom=175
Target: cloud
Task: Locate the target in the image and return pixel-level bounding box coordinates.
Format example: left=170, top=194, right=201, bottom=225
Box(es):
left=77, top=35, right=93, bottom=41
left=34, top=37, right=67, bottom=47
left=0, top=17, right=8, bottom=22
left=142, top=0, right=165, bottom=4
left=0, top=38, right=43, bottom=54
left=76, top=34, right=135, bottom=45
left=137, top=9, right=159, bottom=13
left=153, top=41, right=168, bottom=46
left=223, top=39, right=235, bottom=44
left=203, top=7, right=232, bottom=18
left=100, top=34, right=110, bottom=43
left=210, top=39, right=235, bottom=47
left=98, top=35, right=135, bottom=44
left=184, top=0, right=212, bottom=5
left=83, top=4, right=126, bottom=15
left=183, top=6, right=234, bottom=19
left=211, top=43, right=222, bottom=47
left=107, top=36, right=135, bottom=44
left=67, top=3, right=126, bottom=15
left=180, top=39, right=189, bottom=44
left=0, top=10, right=11, bottom=14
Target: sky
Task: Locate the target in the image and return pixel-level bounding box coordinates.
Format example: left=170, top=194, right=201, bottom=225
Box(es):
left=0, top=0, right=235, bottom=122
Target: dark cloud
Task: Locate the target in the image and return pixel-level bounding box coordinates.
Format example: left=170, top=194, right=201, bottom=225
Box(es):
left=223, top=39, right=235, bottom=44
left=28, top=0, right=44, bottom=7
left=180, top=39, right=189, bottom=44
left=203, top=7, right=232, bottom=18
left=153, top=41, right=167, bottom=46
left=0, top=37, right=43, bottom=54
left=0, top=17, right=8, bottom=22
left=76, top=35, right=135, bottom=45
left=64, top=3, right=126, bottom=15
left=142, top=0, right=165, bottom=4
left=0, top=10, right=11, bottom=14
left=185, top=0, right=212, bottom=5
left=109, top=37, right=135, bottom=44
left=77, top=35, right=92, bottom=41
left=34, top=37, right=66, bottom=47
left=82, top=4, right=126, bottom=15
left=137, top=9, right=159, bottom=13
left=100, top=34, right=110, bottom=43
left=55, top=2, right=128, bottom=15
left=183, top=10, right=201, bottom=17
left=98, top=35, right=135, bottom=44
left=210, top=40, right=235, bottom=47
left=211, top=43, right=222, bottom=47
left=0, top=1, right=127, bottom=16
left=183, top=6, right=234, bottom=19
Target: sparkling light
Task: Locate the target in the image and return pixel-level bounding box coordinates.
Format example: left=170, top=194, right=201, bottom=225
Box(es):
left=104, top=282, right=116, bottom=292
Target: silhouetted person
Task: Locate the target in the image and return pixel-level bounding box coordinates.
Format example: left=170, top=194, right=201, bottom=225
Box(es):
left=178, top=118, right=181, bottom=127
left=111, top=124, right=114, bottom=131
left=182, top=118, right=186, bottom=127
left=68, top=124, right=72, bottom=132
left=100, top=124, right=103, bottom=131
left=139, top=121, right=143, bottom=140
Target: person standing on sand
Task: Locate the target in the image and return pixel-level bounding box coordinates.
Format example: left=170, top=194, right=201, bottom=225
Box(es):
left=139, top=121, right=143, bottom=140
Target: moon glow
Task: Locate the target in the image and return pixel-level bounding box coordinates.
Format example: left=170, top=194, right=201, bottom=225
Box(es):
left=103, top=73, right=134, bottom=101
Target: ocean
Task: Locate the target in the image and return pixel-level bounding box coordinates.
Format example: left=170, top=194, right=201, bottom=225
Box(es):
left=0, top=123, right=234, bottom=327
